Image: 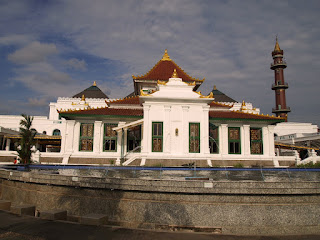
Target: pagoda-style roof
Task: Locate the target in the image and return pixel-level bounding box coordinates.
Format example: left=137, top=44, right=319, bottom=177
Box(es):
left=210, top=85, right=237, bottom=103
left=132, top=50, right=204, bottom=83
left=108, top=95, right=141, bottom=106
left=59, top=106, right=143, bottom=119
left=209, top=101, right=232, bottom=109
left=209, top=110, right=284, bottom=122
left=73, top=81, right=109, bottom=99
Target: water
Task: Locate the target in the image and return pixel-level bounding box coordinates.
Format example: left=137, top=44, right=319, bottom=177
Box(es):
left=18, top=165, right=320, bottom=182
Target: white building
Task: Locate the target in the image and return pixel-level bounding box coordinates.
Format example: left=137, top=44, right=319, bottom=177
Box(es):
left=2, top=50, right=317, bottom=167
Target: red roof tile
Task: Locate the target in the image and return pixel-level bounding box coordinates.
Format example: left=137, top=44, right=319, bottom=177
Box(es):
left=108, top=96, right=141, bottom=105
left=209, top=101, right=231, bottom=109
left=59, top=107, right=143, bottom=117
left=133, top=59, right=204, bottom=83
left=209, top=110, right=285, bottom=121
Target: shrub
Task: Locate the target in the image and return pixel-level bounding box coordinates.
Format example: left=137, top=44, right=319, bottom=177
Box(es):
left=233, top=163, right=244, bottom=168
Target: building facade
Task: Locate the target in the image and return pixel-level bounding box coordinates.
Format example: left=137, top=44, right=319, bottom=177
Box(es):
left=0, top=47, right=309, bottom=167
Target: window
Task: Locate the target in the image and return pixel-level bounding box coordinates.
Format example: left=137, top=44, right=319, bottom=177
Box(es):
left=250, top=128, right=263, bottom=154
left=104, top=124, right=117, bottom=151
left=52, top=129, right=60, bottom=136
left=189, top=123, right=200, bottom=153
left=209, top=123, right=219, bottom=154
left=152, top=122, right=163, bottom=152
left=79, top=123, right=94, bottom=151
left=127, top=125, right=141, bottom=152
left=228, top=127, right=241, bottom=154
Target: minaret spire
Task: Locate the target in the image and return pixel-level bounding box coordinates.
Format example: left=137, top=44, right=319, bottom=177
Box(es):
left=274, top=36, right=281, bottom=52
left=270, top=37, right=290, bottom=120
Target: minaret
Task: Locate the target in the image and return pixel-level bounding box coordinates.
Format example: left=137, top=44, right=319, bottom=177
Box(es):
left=270, top=37, right=290, bottom=119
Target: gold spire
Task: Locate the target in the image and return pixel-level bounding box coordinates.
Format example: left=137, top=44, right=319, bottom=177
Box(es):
left=161, top=49, right=171, bottom=61
left=274, top=37, right=281, bottom=51
left=81, top=94, right=85, bottom=101
left=213, top=85, right=217, bottom=90
left=242, top=100, right=245, bottom=106
left=171, top=69, right=179, bottom=78
left=93, top=81, right=97, bottom=86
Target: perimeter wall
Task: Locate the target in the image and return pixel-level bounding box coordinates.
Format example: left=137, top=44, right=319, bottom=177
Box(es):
left=0, top=169, right=319, bottom=235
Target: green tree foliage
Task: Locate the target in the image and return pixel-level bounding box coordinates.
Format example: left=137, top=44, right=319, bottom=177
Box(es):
left=17, top=114, right=36, bottom=164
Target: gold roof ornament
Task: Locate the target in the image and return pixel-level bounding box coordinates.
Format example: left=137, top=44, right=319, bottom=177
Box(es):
left=93, top=81, right=97, bottom=86
left=140, top=89, right=150, bottom=96
left=187, top=81, right=196, bottom=86
left=161, top=49, right=171, bottom=61
left=213, top=85, right=217, bottom=90
left=171, top=69, right=179, bottom=78
left=274, top=36, right=281, bottom=51
left=157, top=80, right=167, bottom=85
left=81, top=94, right=85, bottom=101
left=200, top=92, right=214, bottom=98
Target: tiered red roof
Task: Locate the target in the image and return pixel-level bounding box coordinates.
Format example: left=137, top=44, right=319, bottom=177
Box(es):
left=59, top=107, right=143, bottom=118
left=209, top=110, right=285, bottom=122
left=108, top=96, right=141, bottom=105
left=209, top=101, right=231, bottom=109
left=132, top=50, right=204, bottom=83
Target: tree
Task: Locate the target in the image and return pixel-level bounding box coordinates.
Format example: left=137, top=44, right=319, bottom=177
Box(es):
left=17, top=114, right=36, bottom=164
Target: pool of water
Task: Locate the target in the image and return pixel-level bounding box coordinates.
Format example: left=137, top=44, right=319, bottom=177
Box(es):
left=4, top=165, right=320, bottom=182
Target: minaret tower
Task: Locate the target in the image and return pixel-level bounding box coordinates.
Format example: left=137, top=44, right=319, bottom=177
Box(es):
left=270, top=37, right=290, bottom=119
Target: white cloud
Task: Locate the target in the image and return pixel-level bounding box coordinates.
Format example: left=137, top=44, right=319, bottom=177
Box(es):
left=65, top=58, right=87, bottom=71
left=8, top=41, right=58, bottom=64
left=27, top=97, right=49, bottom=107
left=0, top=34, right=34, bottom=46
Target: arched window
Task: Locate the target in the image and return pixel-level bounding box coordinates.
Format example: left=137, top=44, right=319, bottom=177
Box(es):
left=42, top=131, right=47, bottom=135
left=52, top=129, right=61, bottom=136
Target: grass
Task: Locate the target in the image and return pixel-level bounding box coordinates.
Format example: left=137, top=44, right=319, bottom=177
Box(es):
left=233, top=163, right=244, bottom=168
left=297, top=162, right=320, bottom=168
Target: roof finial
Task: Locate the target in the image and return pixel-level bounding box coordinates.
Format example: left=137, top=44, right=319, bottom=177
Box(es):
left=213, top=85, right=217, bottom=90
left=274, top=36, right=281, bottom=52
left=81, top=94, right=85, bottom=101
left=93, top=81, right=97, bottom=86
left=171, top=69, right=179, bottom=78
left=161, top=49, right=171, bottom=61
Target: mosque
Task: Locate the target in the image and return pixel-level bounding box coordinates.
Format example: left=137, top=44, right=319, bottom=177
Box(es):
left=0, top=40, right=318, bottom=166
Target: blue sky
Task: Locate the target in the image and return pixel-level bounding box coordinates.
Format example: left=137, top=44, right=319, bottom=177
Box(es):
left=0, top=0, right=319, bottom=126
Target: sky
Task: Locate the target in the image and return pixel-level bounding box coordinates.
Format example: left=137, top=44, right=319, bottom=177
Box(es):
left=0, top=0, right=319, bottom=126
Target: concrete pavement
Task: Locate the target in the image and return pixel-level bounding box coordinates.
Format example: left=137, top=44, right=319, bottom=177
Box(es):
left=0, top=210, right=319, bottom=240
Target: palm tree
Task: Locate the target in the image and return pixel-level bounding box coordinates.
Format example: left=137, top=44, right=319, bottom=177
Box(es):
left=17, top=114, right=36, bottom=165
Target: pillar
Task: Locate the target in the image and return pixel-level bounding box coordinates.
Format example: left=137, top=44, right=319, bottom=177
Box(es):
left=220, top=124, right=228, bottom=155
left=182, top=106, right=189, bottom=154
left=93, top=121, right=102, bottom=153
left=243, top=125, right=250, bottom=156
left=202, top=106, right=210, bottom=154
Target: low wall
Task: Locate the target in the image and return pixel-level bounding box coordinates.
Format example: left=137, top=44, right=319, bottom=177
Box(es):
left=0, top=168, right=319, bottom=235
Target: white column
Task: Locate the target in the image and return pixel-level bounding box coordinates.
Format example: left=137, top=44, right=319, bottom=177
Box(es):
left=123, top=128, right=128, bottom=155
left=5, top=138, right=11, bottom=151
left=73, top=122, right=81, bottom=152
left=62, top=120, right=76, bottom=153
left=182, top=106, right=189, bottom=154
left=164, top=105, right=171, bottom=154
left=202, top=106, right=210, bottom=154
left=93, top=121, right=103, bottom=153
left=142, top=104, right=150, bottom=154
left=262, top=126, right=269, bottom=156
left=243, top=125, right=250, bottom=156
left=268, top=125, right=275, bottom=156
left=220, top=124, right=228, bottom=155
